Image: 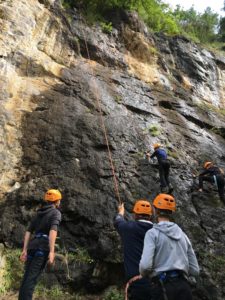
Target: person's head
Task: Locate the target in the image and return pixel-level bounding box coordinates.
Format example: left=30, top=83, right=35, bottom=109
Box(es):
left=153, top=143, right=161, bottom=150
left=133, top=199, right=152, bottom=220
left=153, top=193, right=176, bottom=221
left=44, top=189, right=62, bottom=208
left=204, top=161, right=213, bottom=169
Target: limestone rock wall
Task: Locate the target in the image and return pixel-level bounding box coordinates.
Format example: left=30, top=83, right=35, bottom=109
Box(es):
left=0, top=1, right=225, bottom=299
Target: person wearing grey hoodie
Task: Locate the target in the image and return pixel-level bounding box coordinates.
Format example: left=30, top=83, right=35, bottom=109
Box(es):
left=139, top=193, right=199, bottom=300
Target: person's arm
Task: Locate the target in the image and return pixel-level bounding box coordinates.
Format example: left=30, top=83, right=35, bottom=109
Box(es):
left=48, top=210, right=62, bottom=264
left=48, top=229, right=57, bottom=264
left=139, top=230, right=156, bottom=277
left=186, top=236, right=200, bottom=277
left=20, top=231, right=31, bottom=262
left=199, top=169, right=210, bottom=177
left=114, top=203, right=127, bottom=234
left=150, top=151, right=156, bottom=159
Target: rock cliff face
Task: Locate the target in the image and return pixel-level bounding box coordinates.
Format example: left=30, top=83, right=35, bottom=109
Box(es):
left=0, top=0, right=225, bottom=299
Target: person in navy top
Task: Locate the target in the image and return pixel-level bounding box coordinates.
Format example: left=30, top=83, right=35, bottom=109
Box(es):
left=198, top=161, right=225, bottom=203
left=114, top=200, right=153, bottom=300
left=147, top=143, right=172, bottom=193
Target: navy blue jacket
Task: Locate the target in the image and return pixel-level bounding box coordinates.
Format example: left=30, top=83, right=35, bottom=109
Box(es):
left=199, top=166, right=222, bottom=177
left=114, top=214, right=153, bottom=280
left=150, top=148, right=167, bottom=163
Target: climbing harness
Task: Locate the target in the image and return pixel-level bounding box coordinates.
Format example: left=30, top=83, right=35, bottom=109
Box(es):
left=125, top=275, right=142, bottom=300
left=80, top=17, right=122, bottom=204
left=35, top=233, right=49, bottom=240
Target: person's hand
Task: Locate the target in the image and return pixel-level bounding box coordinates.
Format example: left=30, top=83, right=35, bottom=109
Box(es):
left=20, top=250, right=27, bottom=263
left=48, top=252, right=55, bottom=265
left=118, top=203, right=125, bottom=216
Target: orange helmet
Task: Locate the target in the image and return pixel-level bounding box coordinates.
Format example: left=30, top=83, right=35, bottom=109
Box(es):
left=44, top=189, right=62, bottom=202
left=133, top=200, right=152, bottom=215
left=153, top=143, right=161, bottom=150
left=153, top=194, right=176, bottom=212
left=204, top=161, right=212, bottom=169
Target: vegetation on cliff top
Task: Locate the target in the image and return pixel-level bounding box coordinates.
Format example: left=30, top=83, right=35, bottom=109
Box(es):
left=62, top=0, right=225, bottom=47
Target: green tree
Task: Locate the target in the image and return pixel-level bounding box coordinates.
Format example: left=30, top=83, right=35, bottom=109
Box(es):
left=173, top=6, right=219, bottom=42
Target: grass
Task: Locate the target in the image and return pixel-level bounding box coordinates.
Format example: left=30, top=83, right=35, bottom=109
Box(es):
left=196, top=101, right=225, bottom=117
left=143, top=124, right=161, bottom=137
left=103, top=287, right=124, bottom=300
left=0, top=249, right=24, bottom=294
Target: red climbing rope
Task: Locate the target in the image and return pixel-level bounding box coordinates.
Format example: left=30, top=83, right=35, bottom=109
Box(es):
left=80, top=20, right=122, bottom=204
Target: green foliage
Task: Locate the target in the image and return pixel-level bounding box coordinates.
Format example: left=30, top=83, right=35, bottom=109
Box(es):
left=35, top=284, right=65, bottom=299
left=67, top=247, right=94, bottom=264
left=0, top=249, right=24, bottom=294
left=61, top=0, right=222, bottom=44
left=114, top=95, right=122, bottom=104
left=144, top=124, right=161, bottom=137
left=172, top=6, right=219, bottom=43
left=167, top=150, right=178, bottom=159
left=100, top=21, right=113, bottom=33
left=103, top=287, right=124, bottom=300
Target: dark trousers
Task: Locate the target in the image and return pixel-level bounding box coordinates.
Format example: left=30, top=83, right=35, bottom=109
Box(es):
left=159, top=160, right=170, bottom=188
left=128, top=279, right=152, bottom=300
left=18, top=251, right=48, bottom=300
left=151, top=277, right=192, bottom=300
left=199, top=175, right=225, bottom=202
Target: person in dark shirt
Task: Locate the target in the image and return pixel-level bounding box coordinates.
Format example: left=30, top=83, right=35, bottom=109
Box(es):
left=114, top=200, right=153, bottom=300
left=18, top=189, right=62, bottom=300
left=198, top=161, right=225, bottom=203
left=147, top=143, right=172, bottom=193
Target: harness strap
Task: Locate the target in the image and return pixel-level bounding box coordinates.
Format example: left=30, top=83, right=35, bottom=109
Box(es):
left=159, top=279, right=169, bottom=300
left=125, top=275, right=142, bottom=300
left=213, top=175, right=218, bottom=189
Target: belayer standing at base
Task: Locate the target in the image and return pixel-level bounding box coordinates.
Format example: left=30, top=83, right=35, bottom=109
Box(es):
left=18, top=189, right=62, bottom=300
left=139, top=193, right=199, bottom=300
left=198, top=161, right=225, bottom=203
left=146, top=143, right=172, bottom=193
left=114, top=200, right=153, bottom=300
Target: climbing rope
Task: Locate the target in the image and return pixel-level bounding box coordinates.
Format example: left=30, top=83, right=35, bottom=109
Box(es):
left=79, top=18, right=122, bottom=204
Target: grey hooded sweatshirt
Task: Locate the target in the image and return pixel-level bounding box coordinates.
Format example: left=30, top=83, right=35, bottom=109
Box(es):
left=139, top=221, right=199, bottom=278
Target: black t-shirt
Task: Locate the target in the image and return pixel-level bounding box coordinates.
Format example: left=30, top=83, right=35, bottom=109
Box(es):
left=27, top=203, right=61, bottom=251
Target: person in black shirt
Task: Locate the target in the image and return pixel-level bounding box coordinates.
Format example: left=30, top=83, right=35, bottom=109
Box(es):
left=114, top=200, right=153, bottom=300
left=198, top=161, right=225, bottom=203
left=18, top=189, right=62, bottom=300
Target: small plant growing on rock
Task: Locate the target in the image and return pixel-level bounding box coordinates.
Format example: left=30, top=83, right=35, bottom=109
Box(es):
left=100, top=22, right=113, bottom=34
left=143, top=124, right=161, bottom=136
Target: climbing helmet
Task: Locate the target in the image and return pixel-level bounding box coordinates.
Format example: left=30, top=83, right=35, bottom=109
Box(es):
left=204, top=161, right=212, bottom=169
left=44, top=189, right=62, bottom=202
left=153, top=194, right=176, bottom=212
left=133, top=200, right=152, bottom=215
left=153, top=143, right=161, bottom=150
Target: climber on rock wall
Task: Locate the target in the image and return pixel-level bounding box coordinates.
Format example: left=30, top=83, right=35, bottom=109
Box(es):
left=139, top=193, right=199, bottom=300
left=198, top=161, right=225, bottom=203
left=18, top=189, right=62, bottom=300
left=146, top=143, right=173, bottom=194
left=114, top=200, right=153, bottom=300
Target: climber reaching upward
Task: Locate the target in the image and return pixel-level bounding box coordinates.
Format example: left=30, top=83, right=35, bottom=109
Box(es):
left=114, top=200, right=153, bottom=300
left=146, top=143, right=173, bottom=193
left=198, top=161, right=225, bottom=203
